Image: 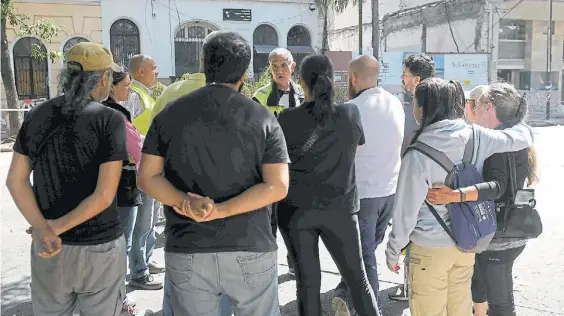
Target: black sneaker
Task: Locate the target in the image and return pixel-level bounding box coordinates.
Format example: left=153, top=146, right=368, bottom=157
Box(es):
left=129, top=274, right=163, bottom=290
left=388, top=285, right=409, bottom=301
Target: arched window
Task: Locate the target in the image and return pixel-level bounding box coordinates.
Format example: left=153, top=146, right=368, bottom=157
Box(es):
left=62, top=37, right=89, bottom=61
left=253, top=24, right=278, bottom=80
left=110, top=19, right=140, bottom=68
left=287, top=25, right=315, bottom=68
left=12, top=37, right=49, bottom=100
left=174, top=21, right=219, bottom=77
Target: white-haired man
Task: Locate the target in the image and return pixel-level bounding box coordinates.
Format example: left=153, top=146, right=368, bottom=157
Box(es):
left=252, top=47, right=304, bottom=275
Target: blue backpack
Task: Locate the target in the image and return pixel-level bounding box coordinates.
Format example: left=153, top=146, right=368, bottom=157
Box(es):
left=408, top=127, right=497, bottom=253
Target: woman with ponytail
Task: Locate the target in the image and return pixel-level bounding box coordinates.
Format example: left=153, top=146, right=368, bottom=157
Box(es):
left=277, top=54, right=380, bottom=316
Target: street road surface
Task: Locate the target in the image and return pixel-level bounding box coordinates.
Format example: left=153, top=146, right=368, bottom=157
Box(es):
left=2, top=126, right=563, bottom=315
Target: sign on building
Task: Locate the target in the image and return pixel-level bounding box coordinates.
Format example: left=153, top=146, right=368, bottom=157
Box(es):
left=223, top=9, right=252, bottom=22
left=443, top=54, right=488, bottom=89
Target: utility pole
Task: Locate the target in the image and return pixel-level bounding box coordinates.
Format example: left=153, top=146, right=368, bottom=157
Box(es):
left=546, top=0, right=553, bottom=120
left=372, top=0, right=379, bottom=59
left=359, top=0, right=363, bottom=55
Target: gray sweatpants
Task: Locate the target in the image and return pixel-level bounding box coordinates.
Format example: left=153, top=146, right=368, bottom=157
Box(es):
left=31, top=236, right=126, bottom=316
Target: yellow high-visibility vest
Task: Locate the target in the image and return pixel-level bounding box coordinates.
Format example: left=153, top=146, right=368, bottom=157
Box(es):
left=130, top=81, right=156, bottom=136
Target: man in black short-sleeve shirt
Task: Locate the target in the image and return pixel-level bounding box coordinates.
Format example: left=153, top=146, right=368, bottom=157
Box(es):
left=6, top=42, right=128, bottom=316
left=138, top=31, right=290, bottom=316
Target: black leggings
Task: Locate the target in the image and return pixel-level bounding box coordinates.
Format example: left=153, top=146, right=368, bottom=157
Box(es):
left=277, top=204, right=380, bottom=316
left=471, top=245, right=526, bottom=316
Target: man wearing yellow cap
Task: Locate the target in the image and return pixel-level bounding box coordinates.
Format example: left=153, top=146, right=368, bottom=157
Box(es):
left=7, top=42, right=129, bottom=315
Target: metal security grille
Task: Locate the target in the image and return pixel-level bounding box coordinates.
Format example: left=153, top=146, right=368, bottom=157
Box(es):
left=287, top=25, right=313, bottom=69
left=253, top=24, right=278, bottom=79
left=13, top=37, right=49, bottom=100
left=174, top=22, right=218, bottom=76
left=62, top=37, right=89, bottom=61
left=110, top=19, right=141, bottom=68
left=287, top=25, right=311, bottom=47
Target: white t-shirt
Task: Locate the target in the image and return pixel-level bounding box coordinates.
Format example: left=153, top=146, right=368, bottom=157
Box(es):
left=279, top=90, right=290, bottom=108
left=352, top=87, right=405, bottom=198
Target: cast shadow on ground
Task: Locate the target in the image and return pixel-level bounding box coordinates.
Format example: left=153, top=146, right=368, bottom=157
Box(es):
left=278, top=273, right=295, bottom=285
left=379, top=285, right=410, bottom=316
left=1, top=276, right=33, bottom=316
left=278, top=286, right=409, bottom=316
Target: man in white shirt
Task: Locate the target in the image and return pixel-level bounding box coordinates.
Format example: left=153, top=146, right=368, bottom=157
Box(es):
left=332, top=55, right=405, bottom=316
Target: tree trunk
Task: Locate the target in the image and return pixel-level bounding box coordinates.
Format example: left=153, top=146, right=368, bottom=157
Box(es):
left=322, top=10, right=329, bottom=55
left=371, top=0, right=379, bottom=59
left=358, top=0, right=363, bottom=55
left=1, top=0, right=22, bottom=137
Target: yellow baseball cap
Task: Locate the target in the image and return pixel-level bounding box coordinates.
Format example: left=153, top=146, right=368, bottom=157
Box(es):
left=66, top=42, right=122, bottom=72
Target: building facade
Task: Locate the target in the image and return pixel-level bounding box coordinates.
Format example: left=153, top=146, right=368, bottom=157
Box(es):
left=329, top=0, right=564, bottom=118
left=101, top=0, right=322, bottom=83
left=1, top=0, right=321, bottom=106
left=1, top=0, right=103, bottom=103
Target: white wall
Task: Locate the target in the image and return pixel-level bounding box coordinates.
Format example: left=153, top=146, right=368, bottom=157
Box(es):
left=329, top=0, right=487, bottom=55
left=101, top=0, right=321, bottom=78
left=385, top=19, right=485, bottom=53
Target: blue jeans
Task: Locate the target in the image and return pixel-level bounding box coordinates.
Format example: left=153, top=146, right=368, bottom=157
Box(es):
left=165, top=251, right=280, bottom=316
left=335, top=195, right=395, bottom=309
left=118, top=206, right=138, bottom=255
left=129, top=192, right=158, bottom=279
left=163, top=275, right=233, bottom=316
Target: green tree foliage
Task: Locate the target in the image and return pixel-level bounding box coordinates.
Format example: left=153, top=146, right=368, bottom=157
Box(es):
left=1, top=0, right=65, bottom=136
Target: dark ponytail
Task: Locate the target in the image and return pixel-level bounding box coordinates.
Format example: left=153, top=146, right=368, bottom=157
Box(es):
left=411, top=78, right=464, bottom=145
left=299, top=55, right=336, bottom=125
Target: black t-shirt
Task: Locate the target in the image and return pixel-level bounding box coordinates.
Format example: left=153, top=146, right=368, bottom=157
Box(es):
left=277, top=102, right=365, bottom=212
left=142, top=84, right=290, bottom=254
left=13, top=96, right=129, bottom=245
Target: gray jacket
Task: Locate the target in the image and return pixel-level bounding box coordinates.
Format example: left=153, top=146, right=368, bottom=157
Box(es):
left=385, top=119, right=534, bottom=265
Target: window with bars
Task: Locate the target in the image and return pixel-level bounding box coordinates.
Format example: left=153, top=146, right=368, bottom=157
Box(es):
left=287, top=25, right=313, bottom=69
left=110, top=19, right=141, bottom=69
left=12, top=37, right=50, bottom=100
left=253, top=24, right=278, bottom=79
left=62, top=37, right=90, bottom=61
left=174, top=22, right=219, bottom=76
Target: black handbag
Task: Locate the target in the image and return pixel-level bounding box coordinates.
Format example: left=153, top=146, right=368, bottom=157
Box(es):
left=492, top=153, right=542, bottom=240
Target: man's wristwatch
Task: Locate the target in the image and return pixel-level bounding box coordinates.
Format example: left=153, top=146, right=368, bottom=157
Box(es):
left=460, top=190, right=467, bottom=202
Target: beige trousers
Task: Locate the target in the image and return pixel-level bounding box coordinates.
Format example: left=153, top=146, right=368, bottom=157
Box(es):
left=408, top=243, right=475, bottom=316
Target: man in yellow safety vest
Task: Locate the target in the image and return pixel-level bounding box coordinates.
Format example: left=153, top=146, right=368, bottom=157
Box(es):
left=121, top=54, right=164, bottom=290
left=252, top=47, right=304, bottom=118
left=252, top=47, right=303, bottom=275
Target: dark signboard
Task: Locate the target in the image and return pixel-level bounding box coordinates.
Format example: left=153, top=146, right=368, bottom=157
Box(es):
left=223, top=9, right=252, bottom=22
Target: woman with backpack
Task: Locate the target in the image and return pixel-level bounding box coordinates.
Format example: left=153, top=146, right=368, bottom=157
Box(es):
left=276, top=54, right=380, bottom=316
left=427, top=82, right=539, bottom=316
left=385, top=78, right=534, bottom=315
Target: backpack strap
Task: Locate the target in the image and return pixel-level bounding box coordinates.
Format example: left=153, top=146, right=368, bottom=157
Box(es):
left=463, top=124, right=475, bottom=164
left=425, top=200, right=457, bottom=243
left=407, top=141, right=457, bottom=244
left=407, top=141, right=455, bottom=173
